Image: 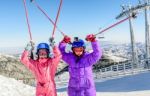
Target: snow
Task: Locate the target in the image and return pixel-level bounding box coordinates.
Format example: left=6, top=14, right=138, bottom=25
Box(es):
left=0, top=75, right=35, bottom=96
left=57, top=91, right=150, bottom=96
left=57, top=71, right=150, bottom=96
left=95, top=72, right=150, bottom=92
left=105, top=54, right=127, bottom=62
left=1, top=69, right=150, bottom=96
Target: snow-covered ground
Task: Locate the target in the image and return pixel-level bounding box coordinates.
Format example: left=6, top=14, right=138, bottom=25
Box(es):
left=57, top=91, right=150, bottom=96
left=57, top=71, right=150, bottom=96
left=1, top=71, right=150, bottom=96
left=0, top=75, right=35, bottom=96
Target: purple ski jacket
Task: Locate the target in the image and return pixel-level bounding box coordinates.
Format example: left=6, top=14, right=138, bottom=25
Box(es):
left=59, top=41, right=102, bottom=89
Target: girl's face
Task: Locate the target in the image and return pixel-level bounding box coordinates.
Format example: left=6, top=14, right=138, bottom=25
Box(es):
left=38, top=49, right=48, bottom=59
left=73, top=47, right=84, bottom=56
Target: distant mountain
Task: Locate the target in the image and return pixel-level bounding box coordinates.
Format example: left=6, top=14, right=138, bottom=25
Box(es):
left=0, top=53, right=68, bottom=85
left=0, top=47, right=24, bottom=55
left=0, top=41, right=146, bottom=85
left=0, top=54, right=34, bottom=85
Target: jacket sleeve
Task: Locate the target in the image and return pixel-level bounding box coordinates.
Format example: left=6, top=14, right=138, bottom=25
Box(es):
left=50, top=46, right=62, bottom=77
left=86, top=41, right=102, bottom=65
left=20, top=50, right=36, bottom=72
left=52, top=45, right=62, bottom=67
left=59, top=42, right=72, bottom=64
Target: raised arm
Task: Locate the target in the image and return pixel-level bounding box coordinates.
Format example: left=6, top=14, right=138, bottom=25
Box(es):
left=86, top=34, right=102, bottom=65
left=20, top=42, right=36, bottom=72
left=59, top=42, right=72, bottom=63
left=49, top=37, right=62, bottom=63
left=52, top=45, right=62, bottom=65
left=21, top=50, right=36, bottom=72
left=59, top=36, right=73, bottom=64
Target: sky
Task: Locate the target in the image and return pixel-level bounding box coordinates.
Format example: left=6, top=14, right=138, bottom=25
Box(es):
left=0, top=0, right=149, bottom=47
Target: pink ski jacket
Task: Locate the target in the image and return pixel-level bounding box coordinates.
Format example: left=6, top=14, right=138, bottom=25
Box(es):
left=21, top=46, right=61, bottom=96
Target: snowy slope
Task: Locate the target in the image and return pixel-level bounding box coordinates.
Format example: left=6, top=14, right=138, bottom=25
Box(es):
left=0, top=75, right=35, bottom=96
left=57, top=71, right=150, bottom=96
left=95, top=72, right=150, bottom=92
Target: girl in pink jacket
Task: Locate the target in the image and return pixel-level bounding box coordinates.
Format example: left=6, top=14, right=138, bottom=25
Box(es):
left=21, top=38, right=62, bottom=96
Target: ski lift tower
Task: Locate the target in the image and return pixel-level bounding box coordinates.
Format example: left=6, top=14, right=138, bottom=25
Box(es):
left=116, top=2, right=148, bottom=68
left=143, top=0, right=150, bottom=68
left=116, top=4, right=138, bottom=68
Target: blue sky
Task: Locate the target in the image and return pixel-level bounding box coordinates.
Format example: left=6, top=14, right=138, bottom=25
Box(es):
left=0, top=0, right=149, bottom=47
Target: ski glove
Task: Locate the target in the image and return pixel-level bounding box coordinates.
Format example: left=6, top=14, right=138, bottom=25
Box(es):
left=61, top=35, right=71, bottom=43
left=49, top=37, right=55, bottom=48
left=86, top=34, right=96, bottom=42
left=25, top=41, right=35, bottom=51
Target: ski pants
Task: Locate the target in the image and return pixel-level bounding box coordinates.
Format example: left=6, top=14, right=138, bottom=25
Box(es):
left=68, top=86, right=96, bottom=96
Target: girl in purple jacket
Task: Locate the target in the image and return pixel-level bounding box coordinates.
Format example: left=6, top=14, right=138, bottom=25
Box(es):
left=59, top=34, right=102, bottom=96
